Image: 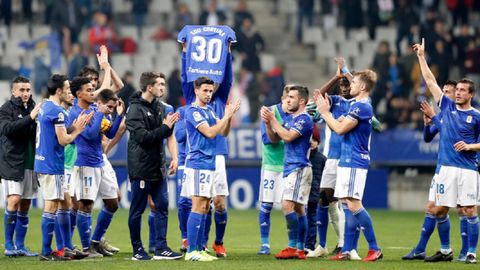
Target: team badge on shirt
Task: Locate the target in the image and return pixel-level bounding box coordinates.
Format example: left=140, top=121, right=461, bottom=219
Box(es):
left=193, top=111, right=202, bottom=122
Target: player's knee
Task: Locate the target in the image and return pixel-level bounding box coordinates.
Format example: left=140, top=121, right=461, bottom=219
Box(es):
left=319, top=191, right=330, bottom=207
left=7, top=195, right=21, bottom=209
left=425, top=201, right=436, bottom=215
left=435, top=207, right=449, bottom=218
left=79, top=200, right=94, bottom=212
left=214, top=198, right=226, bottom=211
left=260, top=202, right=273, bottom=213
left=462, top=206, right=477, bottom=217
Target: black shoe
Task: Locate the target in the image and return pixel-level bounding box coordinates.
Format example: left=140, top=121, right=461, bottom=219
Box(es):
left=64, top=248, right=89, bottom=260
left=153, top=247, right=183, bottom=260
left=330, top=245, right=342, bottom=256
left=91, top=241, right=113, bottom=257
left=40, top=253, right=71, bottom=261
left=466, top=253, right=477, bottom=264
left=424, top=251, right=453, bottom=262
left=132, top=247, right=152, bottom=261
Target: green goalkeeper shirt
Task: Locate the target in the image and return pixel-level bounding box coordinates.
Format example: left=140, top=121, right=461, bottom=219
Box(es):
left=261, top=104, right=287, bottom=172
left=64, top=144, right=77, bottom=170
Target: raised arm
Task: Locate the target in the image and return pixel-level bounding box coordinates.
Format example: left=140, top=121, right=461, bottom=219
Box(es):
left=197, top=101, right=240, bottom=139
left=260, top=106, right=300, bottom=143
left=413, top=38, right=442, bottom=103
left=315, top=94, right=358, bottom=135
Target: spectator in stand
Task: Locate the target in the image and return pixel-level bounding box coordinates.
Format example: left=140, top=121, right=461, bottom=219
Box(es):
left=51, top=0, right=84, bottom=56
left=447, top=0, right=472, bottom=26
left=176, top=2, right=193, bottom=32
left=98, top=0, right=113, bottom=19
left=21, top=0, right=33, bottom=23
left=430, top=40, right=452, bottom=87
left=167, top=69, right=183, bottom=109
left=387, top=54, right=408, bottom=98
left=296, top=0, right=314, bottom=43
left=235, top=17, right=265, bottom=73
left=67, top=43, right=89, bottom=80
left=199, top=0, right=227, bottom=26
left=463, top=38, right=480, bottom=83
left=394, top=0, right=418, bottom=55
left=118, top=71, right=136, bottom=108
left=366, top=0, right=380, bottom=40
left=131, top=0, right=149, bottom=38
left=0, top=0, right=12, bottom=30
left=371, top=40, right=392, bottom=108
left=264, top=62, right=285, bottom=106
left=234, top=0, right=254, bottom=29
left=342, top=0, right=363, bottom=39
left=454, top=24, right=474, bottom=76
left=88, top=11, right=121, bottom=55
left=419, top=7, right=437, bottom=39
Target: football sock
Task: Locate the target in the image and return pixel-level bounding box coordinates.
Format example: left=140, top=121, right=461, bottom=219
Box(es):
left=259, top=202, right=273, bottom=246
left=77, top=211, right=92, bottom=249
left=329, top=201, right=345, bottom=247
left=92, top=207, right=115, bottom=242
left=148, top=211, right=156, bottom=250
left=353, top=208, right=379, bottom=251
left=467, top=216, right=479, bottom=254
left=4, top=210, right=17, bottom=250
left=297, top=213, right=307, bottom=251
left=214, top=209, right=227, bottom=245
left=436, top=215, right=451, bottom=251
left=285, top=211, right=299, bottom=248
left=414, top=212, right=436, bottom=253
left=202, top=208, right=212, bottom=247
left=459, top=215, right=468, bottom=254
left=341, top=204, right=356, bottom=253
left=187, top=212, right=203, bottom=252
left=177, top=198, right=191, bottom=240
left=353, top=225, right=361, bottom=250
left=54, top=215, right=64, bottom=250
left=58, top=209, right=73, bottom=250
left=197, top=214, right=207, bottom=251
left=15, top=211, right=29, bottom=250
left=41, top=212, right=56, bottom=256
left=70, top=208, right=77, bottom=237
left=317, top=205, right=329, bottom=248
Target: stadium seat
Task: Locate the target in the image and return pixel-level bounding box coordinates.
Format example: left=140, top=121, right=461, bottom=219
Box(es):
left=302, top=27, right=323, bottom=45
left=121, top=26, right=138, bottom=40
left=112, top=0, right=132, bottom=14
left=338, top=41, right=360, bottom=58
left=10, top=24, right=30, bottom=40
left=0, top=80, right=10, bottom=103
left=278, top=0, right=297, bottom=14
left=4, top=40, right=27, bottom=56
left=376, top=26, right=396, bottom=44
left=315, top=40, right=336, bottom=59
left=150, top=0, right=174, bottom=13
left=111, top=54, right=132, bottom=74
left=31, top=25, right=51, bottom=40
left=138, top=41, right=157, bottom=54
left=260, top=53, right=276, bottom=72
left=158, top=40, right=180, bottom=55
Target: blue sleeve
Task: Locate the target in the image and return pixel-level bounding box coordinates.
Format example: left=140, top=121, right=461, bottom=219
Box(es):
left=423, top=124, right=439, bottom=143
left=165, top=104, right=174, bottom=115
left=82, top=111, right=104, bottom=140
left=260, top=121, right=271, bottom=145
left=329, top=95, right=341, bottom=112
left=431, top=115, right=442, bottom=131
left=438, top=94, right=453, bottom=112
left=227, top=26, right=237, bottom=43
left=185, top=107, right=207, bottom=129
left=291, top=115, right=312, bottom=135
left=177, top=26, right=187, bottom=43
left=213, top=52, right=232, bottom=103
left=104, top=115, right=123, bottom=139
left=52, top=108, right=66, bottom=126
left=347, top=102, right=373, bottom=121
left=181, top=52, right=195, bottom=104
left=174, top=120, right=186, bottom=144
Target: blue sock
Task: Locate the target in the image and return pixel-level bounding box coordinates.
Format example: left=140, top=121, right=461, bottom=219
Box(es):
left=353, top=208, right=379, bottom=251
left=92, top=207, right=115, bottom=242
left=436, top=215, right=450, bottom=250
left=178, top=198, right=191, bottom=239
left=414, top=213, right=436, bottom=253
left=148, top=211, right=156, bottom=250
left=259, top=202, right=273, bottom=246
left=316, top=205, right=329, bottom=248
left=202, top=208, right=212, bottom=247
left=467, top=216, right=479, bottom=254
left=76, top=211, right=92, bottom=249
left=197, top=214, right=206, bottom=251
left=285, top=211, right=299, bottom=248
left=341, top=204, right=356, bottom=253
left=459, top=215, right=468, bottom=254
left=297, top=214, right=307, bottom=251
left=70, top=209, right=77, bottom=237
left=57, top=209, right=73, bottom=250
left=54, top=215, right=64, bottom=250
left=41, top=212, right=56, bottom=256
left=353, top=226, right=360, bottom=250
left=15, top=211, right=29, bottom=250
left=4, top=210, right=17, bottom=250
left=214, top=209, right=227, bottom=245
left=187, top=212, right=203, bottom=252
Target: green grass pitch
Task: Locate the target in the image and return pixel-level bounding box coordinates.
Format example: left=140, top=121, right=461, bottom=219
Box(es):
left=0, top=208, right=475, bottom=269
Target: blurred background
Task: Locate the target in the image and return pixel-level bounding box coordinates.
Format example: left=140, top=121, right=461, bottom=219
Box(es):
left=0, top=0, right=479, bottom=210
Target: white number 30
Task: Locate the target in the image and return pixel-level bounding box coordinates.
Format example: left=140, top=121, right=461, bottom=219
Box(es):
left=191, top=36, right=222, bottom=64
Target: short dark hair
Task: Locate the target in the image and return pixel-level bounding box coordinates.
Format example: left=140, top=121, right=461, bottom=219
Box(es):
left=78, top=66, right=99, bottom=78
left=289, top=85, right=309, bottom=102
left=194, top=76, right=214, bottom=89
left=458, top=78, right=475, bottom=93
left=444, top=80, right=457, bottom=87
left=96, top=89, right=118, bottom=103
left=70, top=76, right=91, bottom=97
left=140, top=71, right=165, bottom=92
left=12, top=76, right=30, bottom=84
left=339, top=77, right=350, bottom=86
left=47, top=74, right=68, bottom=97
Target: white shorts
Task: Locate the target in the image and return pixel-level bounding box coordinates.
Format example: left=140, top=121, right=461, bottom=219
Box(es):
left=76, top=165, right=119, bottom=201
left=334, top=166, right=368, bottom=200
left=282, top=166, right=313, bottom=205
left=320, top=159, right=339, bottom=189
left=64, top=167, right=77, bottom=196
left=213, top=155, right=229, bottom=197
left=434, top=166, right=479, bottom=207
left=428, top=174, right=437, bottom=202
left=259, top=169, right=284, bottom=204
left=102, top=154, right=119, bottom=190
left=181, top=167, right=214, bottom=198
left=39, top=174, right=65, bottom=201
left=2, top=169, right=39, bottom=200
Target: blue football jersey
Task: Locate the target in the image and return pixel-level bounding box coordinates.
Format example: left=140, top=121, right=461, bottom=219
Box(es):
left=261, top=103, right=289, bottom=145
left=283, top=112, right=313, bottom=176
left=175, top=106, right=187, bottom=167
left=185, top=103, right=218, bottom=170
left=178, top=25, right=236, bottom=84
left=437, top=94, right=480, bottom=171
left=339, top=99, right=373, bottom=169
left=34, top=100, right=67, bottom=175
left=323, top=95, right=355, bottom=159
